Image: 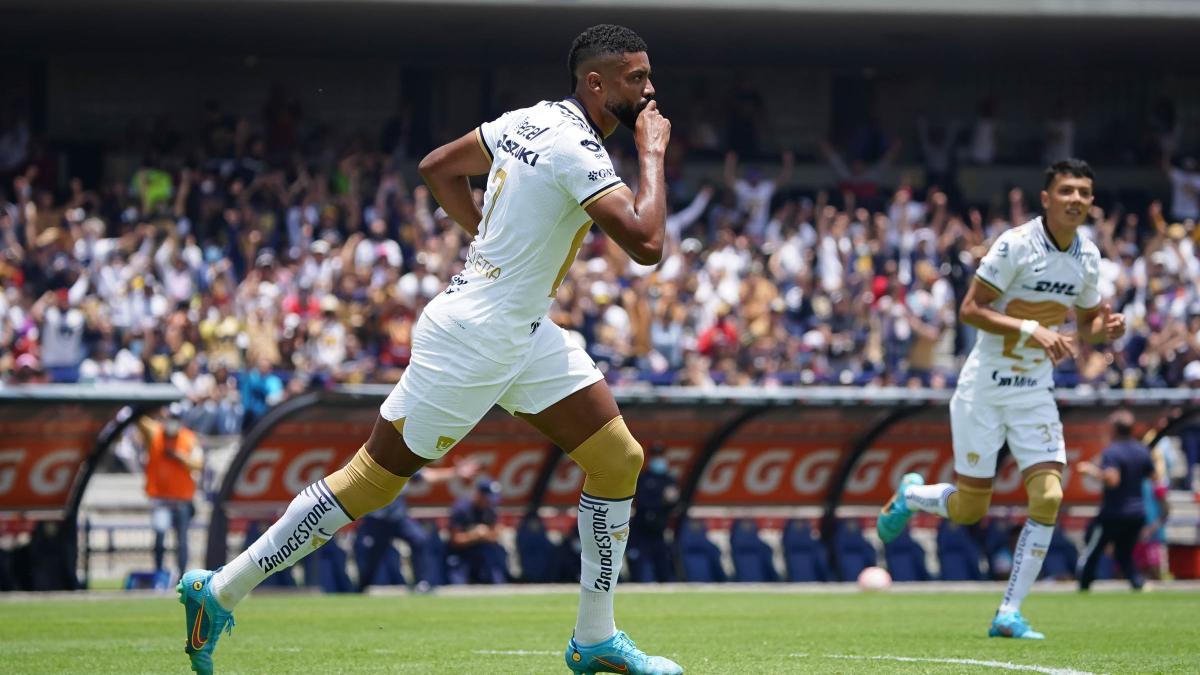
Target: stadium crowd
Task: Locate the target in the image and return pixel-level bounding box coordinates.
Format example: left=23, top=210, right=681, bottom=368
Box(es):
left=1, top=97, right=1199, bottom=441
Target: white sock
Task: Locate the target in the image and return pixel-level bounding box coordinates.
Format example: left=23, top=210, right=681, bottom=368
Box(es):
left=904, top=483, right=954, bottom=518
left=999, top=519, right=1053, bottom=614
left=210, top=480, right=352, bottom=610
left=574, top=493, right=632, bottom=645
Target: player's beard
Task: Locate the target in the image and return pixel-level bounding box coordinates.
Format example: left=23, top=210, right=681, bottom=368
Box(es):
left=607, top=96, right=650, bottom=130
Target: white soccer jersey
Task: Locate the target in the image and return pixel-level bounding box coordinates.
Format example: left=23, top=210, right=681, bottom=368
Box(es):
left=422, top=99, right=625, bottom=363
left=955, top=217, right=1102, bottom=405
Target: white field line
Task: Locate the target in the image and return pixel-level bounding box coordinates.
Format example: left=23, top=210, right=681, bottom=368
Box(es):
left=791, top=653, right=1097, bottom=675
left=473, top=649, right=559, bottom=656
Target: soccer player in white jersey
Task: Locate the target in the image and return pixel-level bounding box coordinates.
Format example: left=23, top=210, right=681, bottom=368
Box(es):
left=877, top=159, right=1126, bottom=640
left=176, top=25, right=682, bottom=675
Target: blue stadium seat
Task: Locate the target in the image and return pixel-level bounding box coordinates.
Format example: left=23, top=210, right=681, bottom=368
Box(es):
left=883, top=529, right=931, bottom=582
left=516, top=515, right=557, bottom=583
left=1041, top=527, right=1078, bottom=580
left=553, top=527, right=582, bottom=584
left=677, top=519, right=726, bottom=583
left=781, top=519, right=829, bottom=582
left=303, top=537, right=355, bottom=593
left=352, top=527, right=406, bottom=586
left=937, top=521, right=983, bottom=581
left=729, top=518, right=779, bottom=583
left=982, top=517, right=1016, bottom=579
left=124, top=569, right=173, bottom=591
left=833, top=520, right=877, bottom=581
left=419, top=520, right=447, bottom=587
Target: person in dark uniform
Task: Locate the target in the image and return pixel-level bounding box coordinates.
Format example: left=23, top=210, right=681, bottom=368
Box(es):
left=627, top=443, right=680, bottom=583
left=357, top=460, right=479, bottom=591
left=1075, top=409, right=1156, bottom=591
left=446, top=477, right=508, bottom=584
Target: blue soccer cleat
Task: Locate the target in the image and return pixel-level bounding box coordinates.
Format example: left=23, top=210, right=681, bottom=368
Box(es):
left=988, top=610, right=1045, bottom=640
left=876, top=472, right=924, bottom=544
left=565, top=631, right=683, bottom=674
left=178, top=569, right=235, bottom=674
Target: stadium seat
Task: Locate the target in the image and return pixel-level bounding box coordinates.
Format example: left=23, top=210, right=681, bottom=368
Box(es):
left=1041, top=527, right=1079, bottom=580
left=303, top=538, right=355, bottom=593
left=677, top=518, right=726, bottom=583
left=419, top=520, right=447, bottom=587
left=936, top=521, right=984, bottom=581
left=833, top=519, right=877, bottom=581
left=352, top=527, right=406, bottom=586
left=124, top=569, right=173, bottom=591
left=883, top=529, right=931, bottom=582
left=982, top=517, right=1016, bottom=579
left=781, top=519, right=829, bottom=582
left=516, top=515, right=557, bottom=583
left=552, top=527, right=582, bottom=584
left=729, top=518, right=779, bottom=582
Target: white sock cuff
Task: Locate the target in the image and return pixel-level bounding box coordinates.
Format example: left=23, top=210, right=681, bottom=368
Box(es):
left=904, top=483, right=954, bottom=518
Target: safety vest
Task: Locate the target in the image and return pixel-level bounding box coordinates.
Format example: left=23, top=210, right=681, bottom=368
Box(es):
left=146, top=425, right=197, bottom=501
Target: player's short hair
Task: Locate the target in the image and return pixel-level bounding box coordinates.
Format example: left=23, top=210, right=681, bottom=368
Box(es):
left=568, top=24, right=648, bottom=91
left=1110, top=409, right=1135, bottom=438
left=1043, top=158, right=1094, bottom=190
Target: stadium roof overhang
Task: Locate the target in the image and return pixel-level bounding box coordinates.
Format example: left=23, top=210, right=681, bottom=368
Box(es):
left=3, top=0, right=1199, bottom=70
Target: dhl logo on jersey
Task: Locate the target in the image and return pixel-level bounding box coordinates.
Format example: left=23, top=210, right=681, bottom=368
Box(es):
left=1022, top=280, right=1078, bottom=296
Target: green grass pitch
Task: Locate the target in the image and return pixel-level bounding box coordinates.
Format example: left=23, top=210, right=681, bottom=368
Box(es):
left=1, top=587, right=1196, bottom=673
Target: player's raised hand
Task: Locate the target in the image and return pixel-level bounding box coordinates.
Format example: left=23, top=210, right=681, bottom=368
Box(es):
left=635, top=100, right=671, bottom=156
left=1031, top=326, right=1077, bottom=365
left=1100, top=303, right=1126, bottom=341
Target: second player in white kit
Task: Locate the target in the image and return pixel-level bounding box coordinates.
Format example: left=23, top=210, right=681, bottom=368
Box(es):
left=877, top=159, right=1126, bottom=640
left=950, top=215, right=1102, bottom=477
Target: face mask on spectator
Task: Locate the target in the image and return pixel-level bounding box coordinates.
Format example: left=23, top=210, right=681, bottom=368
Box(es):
left=649, top=457, right=669, bottom=475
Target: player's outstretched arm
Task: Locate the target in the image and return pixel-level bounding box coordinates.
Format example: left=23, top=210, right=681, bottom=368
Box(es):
left=586, top=101, right=670, bottom=265
left=961, top=277, right=1077, bottom=364
left=418, top=130, right=492, bottom=237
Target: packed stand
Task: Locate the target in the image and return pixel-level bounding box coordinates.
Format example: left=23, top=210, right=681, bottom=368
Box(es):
left=1, top=98, right=1199, bottom=439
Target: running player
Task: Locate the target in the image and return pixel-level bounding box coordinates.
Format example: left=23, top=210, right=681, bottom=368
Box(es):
left=177, top=24, right=682, bottom=675
left=877, top=159, right=1126, bottom=639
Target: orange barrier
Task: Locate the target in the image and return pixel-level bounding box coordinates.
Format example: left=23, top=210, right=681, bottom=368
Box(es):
left=206, top=386, right=1198, bottom=567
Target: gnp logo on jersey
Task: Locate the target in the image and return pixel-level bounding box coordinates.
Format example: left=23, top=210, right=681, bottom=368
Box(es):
left=587, top=168, right=616, bottom=182
left=1024, top=280, right=1077, bottom=296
